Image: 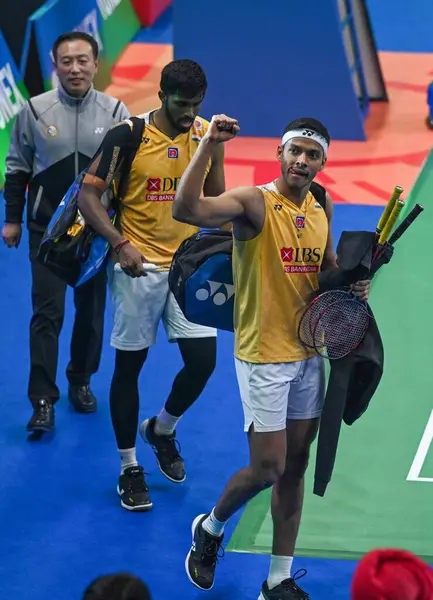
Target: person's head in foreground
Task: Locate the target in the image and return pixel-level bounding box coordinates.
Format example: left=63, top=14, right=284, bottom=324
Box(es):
left=158, top=59, right=207, bottom=134
left=277, top=117, right=330, bottom=191
left=351, top=549, right=433, bottom=600
left=82, top=573, right=151, bottom=600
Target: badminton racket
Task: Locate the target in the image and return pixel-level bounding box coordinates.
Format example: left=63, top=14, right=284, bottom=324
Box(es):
left=298, top=290, right=370, bottom=360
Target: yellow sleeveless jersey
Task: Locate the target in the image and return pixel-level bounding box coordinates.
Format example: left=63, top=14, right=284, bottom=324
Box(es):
left=118, top=112, right=212, bottom=266
left=233, top=181, right=329, bottom=364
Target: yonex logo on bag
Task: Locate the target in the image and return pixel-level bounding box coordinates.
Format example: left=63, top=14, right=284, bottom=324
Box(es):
left=195, top=280, right=235, bottom=306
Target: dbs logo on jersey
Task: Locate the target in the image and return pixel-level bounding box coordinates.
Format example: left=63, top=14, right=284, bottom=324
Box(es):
left=145, top=177, right=182, bottom=201
left=280, top=246, right=322, bottom=273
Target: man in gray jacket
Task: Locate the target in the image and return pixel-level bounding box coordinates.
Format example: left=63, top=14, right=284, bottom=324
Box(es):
left=1, top=31, right=129, bottom=434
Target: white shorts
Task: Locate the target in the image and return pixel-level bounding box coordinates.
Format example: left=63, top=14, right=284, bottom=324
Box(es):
left=235, top=355, right=325, bottom=433
left=108, top=265, right=217, bottom=351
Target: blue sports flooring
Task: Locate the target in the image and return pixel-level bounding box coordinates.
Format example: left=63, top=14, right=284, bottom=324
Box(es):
left=1, top=0, right=428, bottom=595
left=0, top=203, right=383, bottom=599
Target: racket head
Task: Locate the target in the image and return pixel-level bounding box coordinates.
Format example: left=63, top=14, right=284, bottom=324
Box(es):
left=312, top=297, right=370, bottom=359
left=298, top=290, right=355, bottom=348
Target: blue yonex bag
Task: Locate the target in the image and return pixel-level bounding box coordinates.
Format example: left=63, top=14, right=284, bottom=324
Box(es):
left=169, top=229, right=235, bottom=332
left=37, top=116, right=145, bottom=287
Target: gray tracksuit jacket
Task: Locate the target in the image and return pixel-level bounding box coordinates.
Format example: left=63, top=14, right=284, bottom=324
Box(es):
left=4, top=84, right=129, bottom=232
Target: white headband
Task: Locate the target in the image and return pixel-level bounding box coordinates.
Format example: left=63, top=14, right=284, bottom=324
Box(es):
left=281, top=128, right=328, bottom=156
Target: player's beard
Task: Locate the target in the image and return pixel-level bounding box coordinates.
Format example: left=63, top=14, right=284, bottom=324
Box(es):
left=165, top=102, right=193, bottom=134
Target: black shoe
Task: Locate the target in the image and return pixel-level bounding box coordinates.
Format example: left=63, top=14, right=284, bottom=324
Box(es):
left=140, top=416, right=186, bottom=483
left=68, top=384, right=97, bottom=413
left=259, top=570, right=310, bottom=600
left=26, top=399, right=55, bottom=433
left=117, top=466, right=152, bottom=512
left=185, top=514, right=224, bottom=591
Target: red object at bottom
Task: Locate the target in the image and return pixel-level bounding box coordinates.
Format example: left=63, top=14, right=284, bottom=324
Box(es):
left=131, top=0, right=171, bottom=26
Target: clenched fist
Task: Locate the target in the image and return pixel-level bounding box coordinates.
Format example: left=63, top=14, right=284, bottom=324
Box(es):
left=204, top=114, right=240, bottom=143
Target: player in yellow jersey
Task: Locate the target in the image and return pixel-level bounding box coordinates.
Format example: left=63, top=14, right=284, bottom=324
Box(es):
left=173, top=115, right=370, bottom=599
left=76, top=60, right=226, bottom=511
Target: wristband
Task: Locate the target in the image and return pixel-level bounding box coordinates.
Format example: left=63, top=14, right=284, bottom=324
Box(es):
left=113, top=239, right=130, bottom=254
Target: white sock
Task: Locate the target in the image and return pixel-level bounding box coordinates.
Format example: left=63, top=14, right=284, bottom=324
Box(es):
left=154, top=407, right=181, bottom=436
left=118, top=447, right=138, bottom=474
left=202, top=508, right=226, bottom=537
left=267, top=555, right=294, bottom=590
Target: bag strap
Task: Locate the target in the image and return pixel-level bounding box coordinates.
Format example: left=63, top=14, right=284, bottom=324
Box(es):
left=310, top=181, right=327, bottom=211
left=117, top=116, right=146, bottom=198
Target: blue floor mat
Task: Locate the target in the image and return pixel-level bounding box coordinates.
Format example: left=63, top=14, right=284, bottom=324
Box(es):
left=0, top=204, right=380, bottom=599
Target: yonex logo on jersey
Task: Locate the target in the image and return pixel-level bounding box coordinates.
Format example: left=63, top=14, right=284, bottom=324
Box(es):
left=168, top=147, right=178, bottom=158
left=274, top=204, right=282, bottom=211
left=147, top=178, right=161, bottom=191
left=95, top=127, right=104, bottom=134
left=195, top=280, right=235, bottom=306
left=295, top=216, right=305, bottom=228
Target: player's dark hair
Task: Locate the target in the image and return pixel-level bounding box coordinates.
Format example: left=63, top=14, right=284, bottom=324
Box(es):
left=284, top=117, right=331, bottom=146
left=52, top=32, right=99, bottom=61
left=82, top=573, right=151, bottom=600
left=160, top=59, right=207, bottom=98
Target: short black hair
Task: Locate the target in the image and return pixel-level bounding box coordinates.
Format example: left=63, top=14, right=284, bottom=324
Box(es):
left=52, top=32, right=99, bottom=62
left=82, top=573, right=151, bottom=600
left=283, top=117, right=331, bottom=146
left=160, top=59, right=207, bottom=98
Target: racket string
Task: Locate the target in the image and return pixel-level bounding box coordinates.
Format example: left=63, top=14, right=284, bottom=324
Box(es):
left=299, top=291, right=370, bottom=360
left=313, top=300, right=370, bottom=359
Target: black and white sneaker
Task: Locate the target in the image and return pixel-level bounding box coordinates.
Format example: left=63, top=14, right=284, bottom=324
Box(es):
left=117, top=466, right=152, bottom=512
left=185, top=514, right=224, bottom=591
left=140, top=416, right=186, bottom=483
left=259, top=570, right=310, bottom=600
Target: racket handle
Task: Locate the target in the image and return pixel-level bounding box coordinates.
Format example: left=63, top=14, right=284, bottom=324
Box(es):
left=114, top=262, right=159, bottom=273
left=388, top=203, right=424, bottom=245
left=376, top=185, right=404, bottom=237
left=378, top=199, right=405, bottom=245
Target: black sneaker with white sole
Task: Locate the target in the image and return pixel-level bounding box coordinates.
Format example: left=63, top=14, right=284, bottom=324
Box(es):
left=185, top=514, right=224, bottom=591
left=140, top=416, right=186, bottom=483
left=258, top=570, right=310, bottom=600
left=117, top=465, right=152, bottom=511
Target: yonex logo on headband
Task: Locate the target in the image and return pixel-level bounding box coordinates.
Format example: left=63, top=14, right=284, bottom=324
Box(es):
left=281, top=128, right=328, bottom=156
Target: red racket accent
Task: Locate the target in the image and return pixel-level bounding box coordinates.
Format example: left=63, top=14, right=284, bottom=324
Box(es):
left=298, top=290, right=370, bottom=360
